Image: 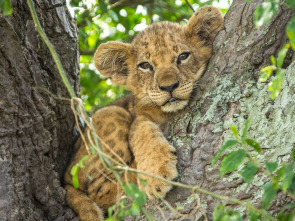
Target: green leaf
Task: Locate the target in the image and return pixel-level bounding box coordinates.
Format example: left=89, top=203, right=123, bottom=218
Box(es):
left=70, top=165, right=79, bottom=188
left=262, top=182, right=277, bottom=209
left=241, top=162, right=258, bottom=183
left=261, top=65, right=276, bottom=73
left=0, top=0, right=13, bottom=15
left=78, top=155, right=89, bottom=168
left=287, top=16, right=295, bottom=50
left=270, top=55, right=276, bottom=65
left=109, top=10, right=119, bottom=22
left=245, top=139, right=262, bottom=153
left=242, top=118, right=251, bottom=143
left=259, top=65, right=276, bottom=82
left=213, top=204, right=243, bottom=221
left=281, top=164, right=294, bottom=193
left=254, top=0, right=280, bottom=29
left=268, top=69, right=285, bottom=100
left=265, top=162, right=278, bottom=173
left=277, top=44, right=290, bottom=68
left=248, top=210, right=261, bottom=221
left=107, top=205, right=115, bottom=218
left=286, top=0, right=295, bottom=10
left=70, top=164, right=78, bottom=176
left=98, top=0, right=108, bottom=12
left=220, top=149, right=247, bottom=177
left=123, top=184, right=146, bottom=206
left=259, top=71, right=270, bottom=82
left=72, top=174, right=79, bottom=189
left=139, top=178, right=147, bottom=187
left=229, top=125, right=239, bottom=140
left=289, top=176, right=295, bottom=194
left=129, top=202, right=141, bottom=215
left=292, top=149, right=295, bottom=161
left=212, top=140, right=239, bottom=166
left=70, top=155, right=89, bottom=189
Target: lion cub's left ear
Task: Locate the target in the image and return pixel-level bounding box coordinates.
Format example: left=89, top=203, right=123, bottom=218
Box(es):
left=94, top=41, right=133, bottom=85
left=185, top=6, right=223, bottom=45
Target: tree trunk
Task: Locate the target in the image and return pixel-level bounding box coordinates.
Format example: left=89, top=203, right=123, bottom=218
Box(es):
left=141, top=0, right=295, bottom=220
left=0, top=0, right=80, bottom=220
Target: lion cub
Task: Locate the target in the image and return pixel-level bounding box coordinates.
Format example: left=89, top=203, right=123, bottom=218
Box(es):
left=64, top=6, right=223, bottom=221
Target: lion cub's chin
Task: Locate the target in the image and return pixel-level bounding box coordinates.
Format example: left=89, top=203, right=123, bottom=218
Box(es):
left=160, top=100, right=188, bottom=113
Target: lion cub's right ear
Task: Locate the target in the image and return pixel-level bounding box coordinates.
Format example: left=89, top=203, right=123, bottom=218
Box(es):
left=185, top=6, right=223, bottom=46
left=94, top=41, right=133, bottom=85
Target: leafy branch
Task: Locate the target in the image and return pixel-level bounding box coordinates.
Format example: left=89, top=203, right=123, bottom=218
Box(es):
left=212, top=118, right=295, bottom=220
left=254, top=0, right=295, bottom=100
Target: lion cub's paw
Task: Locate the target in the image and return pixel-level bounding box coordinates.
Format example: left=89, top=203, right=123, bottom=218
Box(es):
left=139, top=146, right=178, bottom=198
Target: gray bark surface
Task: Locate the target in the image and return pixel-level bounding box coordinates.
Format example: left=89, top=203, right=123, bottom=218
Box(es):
left=0, top=0, right=79, bottom=220
left=140, top=0, right=295, bottom=220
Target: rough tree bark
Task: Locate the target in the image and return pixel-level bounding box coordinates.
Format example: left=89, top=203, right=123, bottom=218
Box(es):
left=0, top=0, right=80, bottom=220
left=138, top=0, right=295, bottom=220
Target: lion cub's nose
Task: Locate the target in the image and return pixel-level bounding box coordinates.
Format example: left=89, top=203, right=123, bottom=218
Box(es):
left=159, top=82, right=179, bottom=93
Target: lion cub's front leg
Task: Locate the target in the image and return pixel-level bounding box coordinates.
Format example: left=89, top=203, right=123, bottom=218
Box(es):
left=130, top=116, right=177, bottom=198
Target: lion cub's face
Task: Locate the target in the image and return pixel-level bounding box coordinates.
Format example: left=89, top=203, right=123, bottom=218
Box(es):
left=94, top=6, right=223, bottom=112
left=129, top=23, right=209, bottom=112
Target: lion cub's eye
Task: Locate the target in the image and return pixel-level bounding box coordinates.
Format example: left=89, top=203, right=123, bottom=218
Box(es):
left=138, top=62, right=153, bottom=71
left=177, top=52, right=190, bottom=64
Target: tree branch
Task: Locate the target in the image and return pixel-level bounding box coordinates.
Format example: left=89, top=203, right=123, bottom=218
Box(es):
left=114, top=166, right=276, bottom=221
left=80, top=49, right=96, bottom=56
left=185, top=0, right=195, bottom=12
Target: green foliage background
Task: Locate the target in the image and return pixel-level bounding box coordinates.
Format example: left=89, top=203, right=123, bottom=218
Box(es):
left=68, top=0, right=230, bottom=113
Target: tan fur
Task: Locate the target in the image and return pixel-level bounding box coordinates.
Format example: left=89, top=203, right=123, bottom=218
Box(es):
left=64, top=6, right=223, bottom=221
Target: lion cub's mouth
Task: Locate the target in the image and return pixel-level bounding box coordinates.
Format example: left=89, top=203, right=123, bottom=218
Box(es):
left=163, top=97, right=181, bottom=106
left=161, top=97, right=188, bottom=112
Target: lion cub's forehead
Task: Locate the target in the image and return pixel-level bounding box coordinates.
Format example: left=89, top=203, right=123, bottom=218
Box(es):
left=132, top=22, right=186, bottom=59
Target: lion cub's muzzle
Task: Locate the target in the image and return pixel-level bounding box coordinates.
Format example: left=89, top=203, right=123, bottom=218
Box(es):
left=148, top=80, right=193, bottom=112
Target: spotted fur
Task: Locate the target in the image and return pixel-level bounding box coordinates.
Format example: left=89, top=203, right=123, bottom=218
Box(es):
left=64, top=6, right=223, bottom=221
